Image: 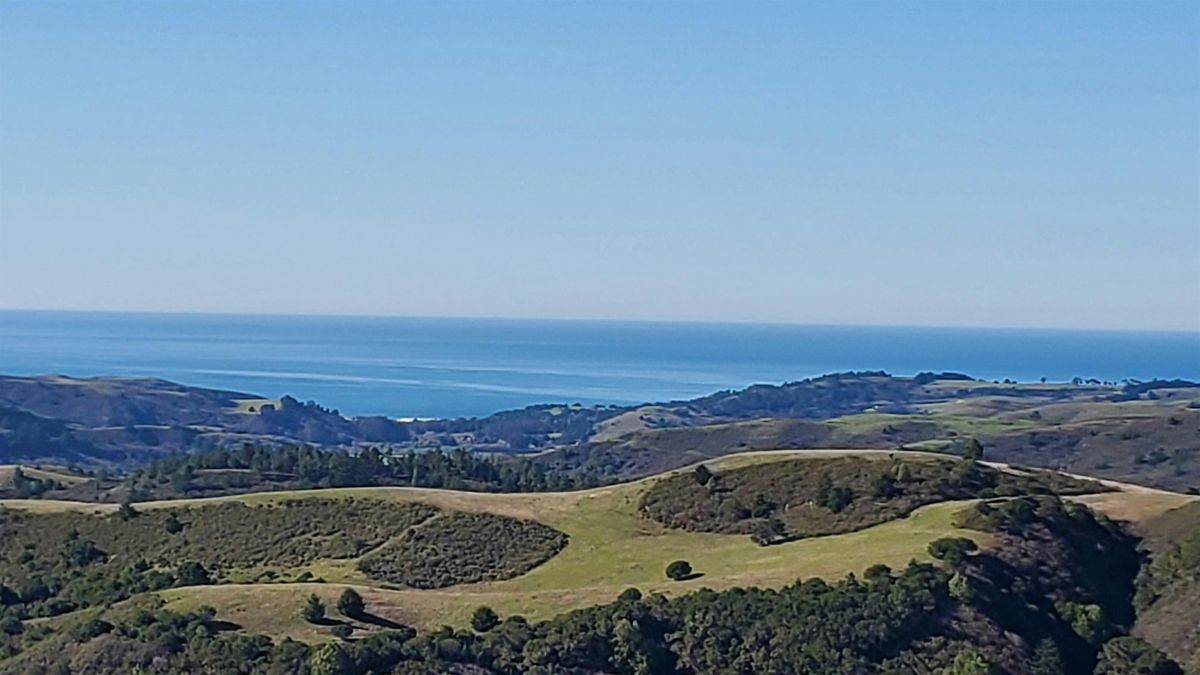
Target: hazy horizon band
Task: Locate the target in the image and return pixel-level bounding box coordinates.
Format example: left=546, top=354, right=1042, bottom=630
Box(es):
left=2, top=310, right=1197, bottom=419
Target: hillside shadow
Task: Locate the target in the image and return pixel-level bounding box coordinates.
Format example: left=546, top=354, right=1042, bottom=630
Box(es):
left=209, top=619, right=242, bottom=633
left=678, top=572, right=706, bottom=582
left=308, top=617, right=348, bottom=627
left=355, top=611, right=407, bottom=630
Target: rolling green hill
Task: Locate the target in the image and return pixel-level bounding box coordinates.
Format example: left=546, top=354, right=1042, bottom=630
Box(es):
left=6, top=373, right=1197, bottom=498
left=2, top=451, right=1191, bottom=644
left=0, top=449, right=1195, bottom=673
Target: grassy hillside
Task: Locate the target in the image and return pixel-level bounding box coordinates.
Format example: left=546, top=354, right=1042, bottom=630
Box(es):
left=3, top=449, right=1191, bottom=650
left=641, top=454, right=1104, bottom=543
left=4, top=486, right=1186, bottom=675
left=1133, top=500, right=1200, bottom=672
left=542, top=389, right=1200, bottom=492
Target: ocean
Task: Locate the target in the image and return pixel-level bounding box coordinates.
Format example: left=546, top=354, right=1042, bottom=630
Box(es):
left=1, top=310, right=1197, bottom=418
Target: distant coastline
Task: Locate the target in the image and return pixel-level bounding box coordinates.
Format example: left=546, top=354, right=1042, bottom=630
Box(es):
left=2, top=309, right=1198, bottom=418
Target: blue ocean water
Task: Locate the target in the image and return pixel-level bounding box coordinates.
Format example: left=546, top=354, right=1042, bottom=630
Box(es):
left=0, top=310, right=1197, bottom=418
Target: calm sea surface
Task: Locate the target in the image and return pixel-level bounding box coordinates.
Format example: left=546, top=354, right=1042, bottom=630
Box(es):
left=1, top=310, right=1197, bottom=418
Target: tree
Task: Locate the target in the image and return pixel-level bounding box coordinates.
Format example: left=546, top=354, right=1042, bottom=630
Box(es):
left=665, top=560, right=693, bottom=581
left=1060, top=600, right=1104, bottom=643
left=693, top=464, right=713, bottom=486
left=471, top=605, right=499, bottom=632
left=164, top=512, right=184, bottom=534
left=928, top=537, right=978, bottom=565
left=815, top=472, right=833, bottom=506
left=330, top=623, right=353, bottom=641
left=0, top=616, right=22, bottom=636
left=171, top=465, right=193, bottom=493
left=718, top=498, right=749, bottom=523
left=309, top=642, right=350, bottom=675
left=336, top=588, right=364, bottom=618
left=71, top=618, right=114, bottom=642
left=302, top=594, right=326, bottom=623
left=1093, top=636, right=1181, bottom=675
left=944, top=649, right=993, bottom=675
left=1055, top=600, right=1107, bottom=645
left=873, top=472, right=899, bottom=499
left=116, top=498, right=137, bottom=522
left=617, top=587, right=642, bottom=604
left=175, top=561, right=212, bottom=587
left=825, top=485, right=853, bottom=513
left=750, top=493, right=775, bottom=518
left=60, top=532, right=105, bottom=567
left=963, top=439, right=985, bottom=461
left=751, top=518, right=786, bottom=546
left=948, top=572, right=974, bottom=603
left=863, top=564, right=892, bottom=583
left=1030, top=639, right=1063, bottom=675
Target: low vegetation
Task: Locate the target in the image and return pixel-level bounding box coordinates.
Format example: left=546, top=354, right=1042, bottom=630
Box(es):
left=358, top=512, right=568, bottom=589
left=0, top=498, right=437, bottom=577
left=1132, top=501, right=1200, bottom=672
left=640, top=455, right=1105, bottom=543
left=0, top=498, right=439, bottom=627
left=2, top=496, right=1181, bottom=674
left=0, top=496, right=576, bottom=629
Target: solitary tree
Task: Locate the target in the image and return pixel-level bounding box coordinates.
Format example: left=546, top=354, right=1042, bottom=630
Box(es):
left=948, top=572, right=974, bottom=603
left=337, top=588, right=364, bottom=618
left=117, top=498, right=137, bottom=522
left=471, top=606, right=499, bottom=632
left=302, top=594, right=326, bottom=623
left=962, top=439, right=985, bottom=461
left=665, top=560, right=693, bottom=581
left=928, top=537, right=979, bottom=565
left=617, top=587, right=642, bottom=604
left=751, top=518, right=786, bottom=546
left=1030, top=640, right=1063, bottom=675
left=164, top=512, right=184, bottom=535
left=693, top=464, right=713, bottom=486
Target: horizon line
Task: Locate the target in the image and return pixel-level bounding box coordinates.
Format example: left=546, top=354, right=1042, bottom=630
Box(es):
left=2, top=306, right=1199, bottom=336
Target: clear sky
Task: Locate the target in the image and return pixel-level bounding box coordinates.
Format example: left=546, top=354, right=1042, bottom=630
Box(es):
left=1, top=1, right=1197, bottom=331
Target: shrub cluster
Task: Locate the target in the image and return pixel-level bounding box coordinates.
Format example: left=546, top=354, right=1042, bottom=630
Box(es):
left=358, top=512, right=568, bottom=588
left=641, top=456, right=1105, bottom=544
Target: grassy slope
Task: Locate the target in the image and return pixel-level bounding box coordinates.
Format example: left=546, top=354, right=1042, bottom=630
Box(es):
left=1131, top=501, right=1200, bottom=672
left=827, top=411, right=1040, bottom=438
left=0, top=464, right=91, bottom=487
left=4, top=450, right=1194, bottom=643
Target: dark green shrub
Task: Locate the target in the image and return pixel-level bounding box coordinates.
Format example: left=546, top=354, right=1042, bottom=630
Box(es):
left=665, top=560, right=692, bottom=581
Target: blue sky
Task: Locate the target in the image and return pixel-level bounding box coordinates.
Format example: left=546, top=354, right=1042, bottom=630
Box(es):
left=1, top=1, right=1197, bottom=331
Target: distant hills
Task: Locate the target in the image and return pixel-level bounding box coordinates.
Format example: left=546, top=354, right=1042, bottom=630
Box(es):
left=1, top=371, right=1198, bottom=493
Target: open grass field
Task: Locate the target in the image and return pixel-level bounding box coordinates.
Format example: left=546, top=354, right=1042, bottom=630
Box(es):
left=827, top=411, right=1040, bottom=438
left=230, top=398, right=281, bottom=413
left=4, top=449, right=1194, bottom=643
left=0, top=464, right=90, bottom=486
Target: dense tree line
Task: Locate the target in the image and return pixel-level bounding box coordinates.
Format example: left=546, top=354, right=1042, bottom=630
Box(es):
left=129, top=445, right=606, bottom=498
